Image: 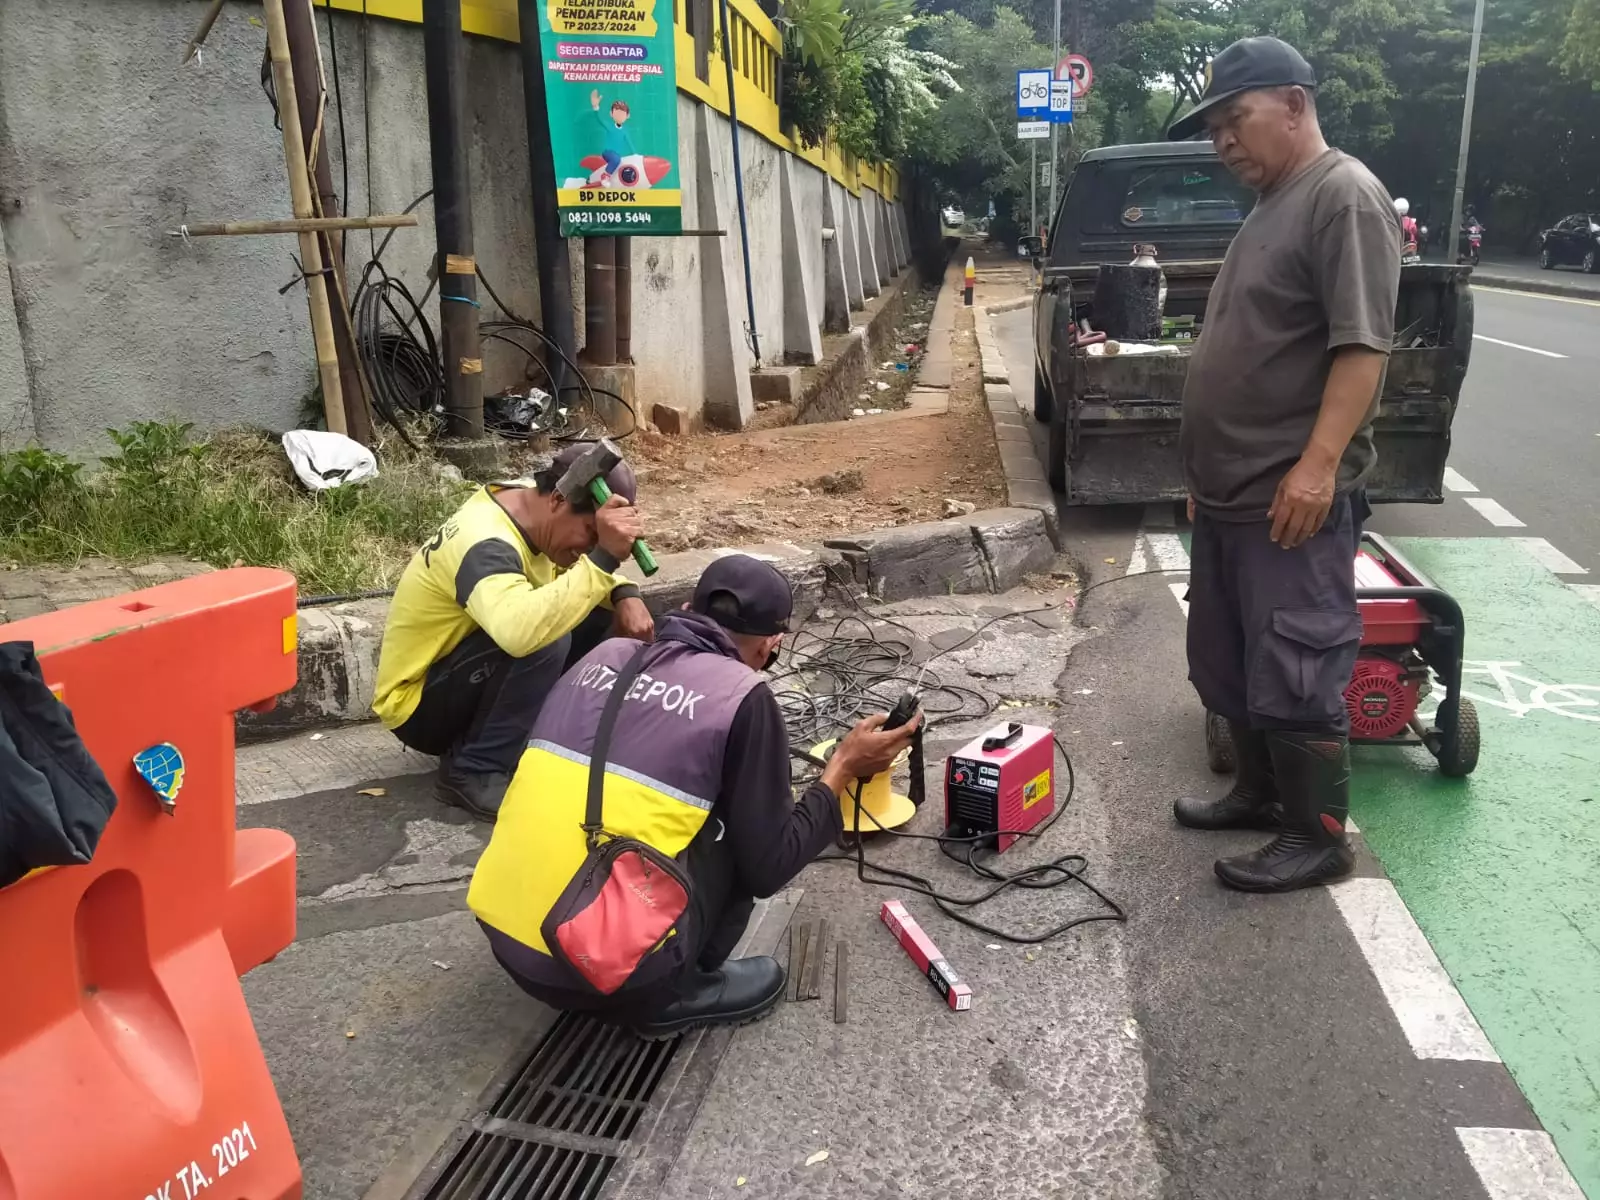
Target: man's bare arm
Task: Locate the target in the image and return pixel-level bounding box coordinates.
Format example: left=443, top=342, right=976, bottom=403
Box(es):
left=1268, top=346, right=1386, bottom=548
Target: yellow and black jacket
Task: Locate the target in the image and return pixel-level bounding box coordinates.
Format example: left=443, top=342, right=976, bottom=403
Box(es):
left=371, top=485, right=633, bottom=729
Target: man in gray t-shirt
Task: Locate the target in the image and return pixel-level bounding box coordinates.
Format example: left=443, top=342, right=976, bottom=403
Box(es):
left=1167, top=37, right=1400, bottom=894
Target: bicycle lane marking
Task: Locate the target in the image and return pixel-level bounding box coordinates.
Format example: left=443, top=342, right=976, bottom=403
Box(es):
left=1125, top=518, right=1594, bottom=1197
left=1352, top=536, right=1600, bottom=1199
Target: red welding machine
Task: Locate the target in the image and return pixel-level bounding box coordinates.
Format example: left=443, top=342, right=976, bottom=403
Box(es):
left=944, top=722, right=1055, bottom=852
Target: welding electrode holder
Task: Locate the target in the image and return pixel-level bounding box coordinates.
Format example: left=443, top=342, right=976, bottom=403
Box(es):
left=589, top=476, right=658, bottom=576
left=858, top=690, right=926, bottom=811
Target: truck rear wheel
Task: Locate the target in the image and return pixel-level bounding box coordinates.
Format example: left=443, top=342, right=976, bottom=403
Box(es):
left=1033, top=364, right=1052, bottom=423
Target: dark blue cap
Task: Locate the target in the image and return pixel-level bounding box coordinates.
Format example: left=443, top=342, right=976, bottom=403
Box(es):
left=692, top=554, right=793, bottom=636
left=1167, top=37, right=1317, bottom=141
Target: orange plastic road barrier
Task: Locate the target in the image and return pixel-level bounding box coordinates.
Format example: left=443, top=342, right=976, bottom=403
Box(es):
left=0, top=569, right=303, bottom=1200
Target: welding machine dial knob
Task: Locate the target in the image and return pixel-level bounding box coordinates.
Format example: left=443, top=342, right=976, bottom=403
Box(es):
left=952, top=767, right=970, bottom=785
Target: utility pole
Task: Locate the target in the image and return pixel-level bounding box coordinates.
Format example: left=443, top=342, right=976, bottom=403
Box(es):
left=1047, top=0, right=1062, bottom=226
left=517, top=0, right=578, bottom=401
left=1448, top=0, right=1486, bottom=264
left=421, top=0, right=485, bottom=439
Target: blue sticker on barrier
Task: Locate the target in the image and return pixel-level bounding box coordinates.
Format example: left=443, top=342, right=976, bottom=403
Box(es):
left=134, top=742, right=185, bottom=813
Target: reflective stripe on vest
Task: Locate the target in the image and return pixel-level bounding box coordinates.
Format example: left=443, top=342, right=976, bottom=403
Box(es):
left=467, top=633, right=761, bottom=957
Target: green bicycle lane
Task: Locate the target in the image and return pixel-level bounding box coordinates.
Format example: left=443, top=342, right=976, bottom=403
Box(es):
left=1350, top=537, right=1600, bottom=1197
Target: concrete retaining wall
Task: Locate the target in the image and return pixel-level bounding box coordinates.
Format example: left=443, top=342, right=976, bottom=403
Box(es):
left=0, top=1, right=910, bottom=452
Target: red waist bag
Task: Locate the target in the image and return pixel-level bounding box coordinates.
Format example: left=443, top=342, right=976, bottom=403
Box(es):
left=542, top=645, right=696, bottom=996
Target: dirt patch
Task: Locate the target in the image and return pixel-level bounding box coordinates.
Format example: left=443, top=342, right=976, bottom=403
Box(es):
left=629, top=302, right=1003, bottom=554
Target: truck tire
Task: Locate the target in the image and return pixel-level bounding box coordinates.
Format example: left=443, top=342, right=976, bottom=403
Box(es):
left=1033, top=363, right=1052, bottom=423
left=1048, top=408, right=1067, bottom=492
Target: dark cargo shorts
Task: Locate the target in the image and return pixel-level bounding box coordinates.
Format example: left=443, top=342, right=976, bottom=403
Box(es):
left=1186, top=493, right=1367, bottom=731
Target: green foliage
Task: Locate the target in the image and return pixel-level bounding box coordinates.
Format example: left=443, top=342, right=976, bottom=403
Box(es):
left=0, top=424, right=472, bottom=595
left=779, top=0, right=956, bottom=158
left=912, top=0, right=1600, bottom=252
left=0, top=447, right=83, bottom=532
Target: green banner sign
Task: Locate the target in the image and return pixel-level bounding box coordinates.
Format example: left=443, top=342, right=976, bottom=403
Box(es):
left=535, top=0, right=683, bottom=236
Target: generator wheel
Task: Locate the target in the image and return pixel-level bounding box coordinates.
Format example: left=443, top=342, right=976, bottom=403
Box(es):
left=1438, top=699, right=1480, bottom=777
left=1205, top=710, right=1236, bottom=774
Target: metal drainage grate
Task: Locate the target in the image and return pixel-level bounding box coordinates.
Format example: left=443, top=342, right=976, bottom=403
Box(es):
left=422, top=1012, right=683, bottom=1200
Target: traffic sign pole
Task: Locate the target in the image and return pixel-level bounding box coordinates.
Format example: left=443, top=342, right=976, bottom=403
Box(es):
left=1030, top=141, right=1037, bottom=238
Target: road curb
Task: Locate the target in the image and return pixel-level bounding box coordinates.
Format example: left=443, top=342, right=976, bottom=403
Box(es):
left=245, top=511, right=1057, bottom=738
left=1472, top=270, right=1600, bottom=300
left=973, top=301, right=1059, bottom=548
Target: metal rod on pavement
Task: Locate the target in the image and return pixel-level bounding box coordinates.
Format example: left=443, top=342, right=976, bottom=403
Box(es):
left=262, top=0, right=347, bottom=435
left=422, top=0, right=485, bottom=439
left=1448, top=0, right=1486, bottom=264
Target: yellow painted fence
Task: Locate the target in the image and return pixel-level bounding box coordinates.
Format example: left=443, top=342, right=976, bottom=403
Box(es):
left=314, top=0, right=899, bottom=201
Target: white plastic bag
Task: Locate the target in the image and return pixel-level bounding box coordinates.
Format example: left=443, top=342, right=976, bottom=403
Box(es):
left=281, top=429, right=379, bottom=491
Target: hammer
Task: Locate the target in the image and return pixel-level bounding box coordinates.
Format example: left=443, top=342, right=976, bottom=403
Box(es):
left=555, top=438, right=658, bottom=576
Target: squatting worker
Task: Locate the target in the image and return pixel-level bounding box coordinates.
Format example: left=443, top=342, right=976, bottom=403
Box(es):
left=1167, top=36, right=1401, bottom=892
left=467, top=554, right=921, bottom=1039
left=372, top=442, right=655, bottom=821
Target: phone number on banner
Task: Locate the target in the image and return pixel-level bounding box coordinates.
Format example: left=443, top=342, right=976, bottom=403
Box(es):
left=560, top=209, right=681, bottom=235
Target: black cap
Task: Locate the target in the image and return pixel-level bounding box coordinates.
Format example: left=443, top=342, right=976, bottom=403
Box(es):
left=1167, top=37, right=1316, bottom=142
left=692, top=554, right=793, bottom=637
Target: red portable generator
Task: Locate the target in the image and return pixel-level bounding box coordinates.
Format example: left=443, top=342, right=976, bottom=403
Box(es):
left=1205, top=532, right=1479, bottom=777
left=944, top=722, right=1056, bottom=851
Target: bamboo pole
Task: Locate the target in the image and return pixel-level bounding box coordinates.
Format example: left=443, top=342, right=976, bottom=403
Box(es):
left=182, top=0, right=228, bottom=64
left=261, top=0, right=347, bottom=435
left=172, top=215, right=421, bottom=237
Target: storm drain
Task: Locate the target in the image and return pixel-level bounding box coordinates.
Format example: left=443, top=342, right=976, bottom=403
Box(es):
left=420, top=1013, right=683, bottom=1200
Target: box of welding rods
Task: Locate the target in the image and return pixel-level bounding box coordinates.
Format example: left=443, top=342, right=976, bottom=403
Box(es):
left=880, top=900, right=973, bottom=1011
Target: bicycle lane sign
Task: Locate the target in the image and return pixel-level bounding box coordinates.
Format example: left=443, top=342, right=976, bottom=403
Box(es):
left=1350, top=536, right=1600, bottom=1198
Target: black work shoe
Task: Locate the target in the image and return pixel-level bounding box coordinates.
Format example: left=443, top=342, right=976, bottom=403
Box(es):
left=1175, top=722, right=1281, bottom=830
left=630, top=956, right=787, bottom=1041
left=1214, top=731, right=1355, bottom=893
left=435, top=768, right=510, bottom=822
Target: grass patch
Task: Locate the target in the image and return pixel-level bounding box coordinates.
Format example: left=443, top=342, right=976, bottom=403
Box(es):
left=0, top=422, right=473, bottom=596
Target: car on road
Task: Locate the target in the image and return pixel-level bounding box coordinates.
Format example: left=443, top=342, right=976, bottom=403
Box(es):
left=1537, top=213, right=1600, bottom=273
left=941, top=205, right=966, bottom=230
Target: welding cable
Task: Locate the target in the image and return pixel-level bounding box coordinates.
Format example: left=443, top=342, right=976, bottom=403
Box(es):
left=799, top=735, right=1125, bottom=945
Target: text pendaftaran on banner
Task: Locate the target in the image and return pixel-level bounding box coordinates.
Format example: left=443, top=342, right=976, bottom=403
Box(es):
left=540, top=0, right=684, bottom=235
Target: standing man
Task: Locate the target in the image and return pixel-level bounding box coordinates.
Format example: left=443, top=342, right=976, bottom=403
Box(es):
left=1167, top=37, right=1401, bottom=892
left=373, top=442, right=655, bottom=821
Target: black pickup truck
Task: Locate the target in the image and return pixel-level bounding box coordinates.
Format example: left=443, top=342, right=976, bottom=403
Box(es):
left=1020, top=141, right=1475, bottom=506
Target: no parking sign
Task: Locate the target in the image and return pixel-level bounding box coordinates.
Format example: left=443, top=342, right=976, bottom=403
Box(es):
left=1055, top=53, right=1093, bottom=99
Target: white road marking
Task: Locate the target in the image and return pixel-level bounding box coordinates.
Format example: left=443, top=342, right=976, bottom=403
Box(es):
left=1168, top=581, right=1190, bottom=617
left=1509, top=537, right=1588, bottom=575
left=1472, top=333, right=1569, bottom=358
left=236, top=723, right=437, bottom=805
left=1455, top=1128, right=1587, bottom=1200
left=1571, top=584, right=1600, bottom=612
left=1145, top=531, right=1191, bottom=574
left=1464, top=497, right=1527, bottom=528
left=1125, top=535, right=1148, bottom=576
left=1327, top=877, right=1500, bottom=1061
left=1442, top=467, right=1478, bottom=493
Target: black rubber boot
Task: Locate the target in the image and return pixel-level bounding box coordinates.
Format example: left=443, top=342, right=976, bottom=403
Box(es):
left=630, top=956, right=787, bottom=1041
left=435, top=765, right=510, bottom=823
left=1214, top=731, right=1355, bottom=893
left=1174, top=722, right=1281, bottom=830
